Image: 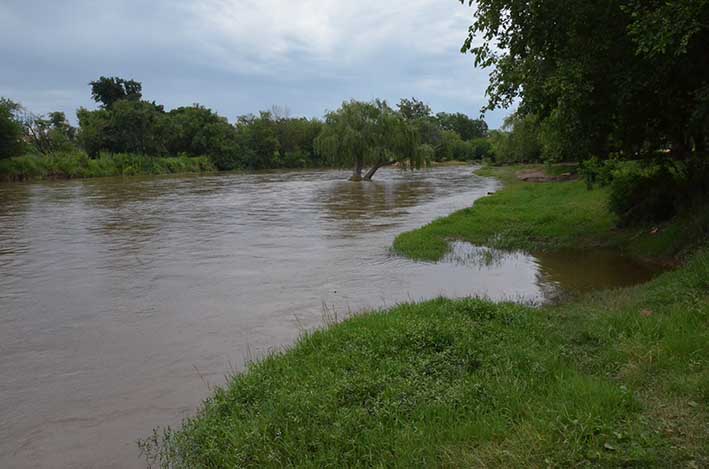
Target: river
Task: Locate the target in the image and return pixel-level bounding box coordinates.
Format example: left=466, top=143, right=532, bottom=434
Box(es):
left=0, top=166, right=661, bottom=468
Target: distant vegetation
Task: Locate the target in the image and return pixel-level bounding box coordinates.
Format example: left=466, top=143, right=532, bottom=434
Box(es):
left=0, top=80, right=490, bottom=182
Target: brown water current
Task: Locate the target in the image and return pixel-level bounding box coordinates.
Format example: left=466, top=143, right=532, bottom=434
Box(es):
left=0, top=166, right=663, bottom=468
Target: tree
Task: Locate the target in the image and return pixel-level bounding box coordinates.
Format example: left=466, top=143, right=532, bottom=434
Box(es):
left=22, top=111, right=76, bottom=154
left=490, top=114, right=542, bottom=164
left=435, top=112, right=488, bottom=140
left=0, top=98, right=24, bottom=159
left=90, top=76, right=142, bottom=109
left=165, top=104, right=241, bottom=169
left=235, top=112, right=281, bottom=170
left=272, top=116, right=324, bottom=168
left=398, top=98, right=432, bottom=121
left=315, top=100, right=425, bottom=181
left=460, top=0, right=709, bottom=160
left=77, top=100, right=167, bottom=155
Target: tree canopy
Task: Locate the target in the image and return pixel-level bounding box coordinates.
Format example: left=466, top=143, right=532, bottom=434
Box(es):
left=90, top=76, right=143, bottom=109
left=0, top=98, right=24, bottom=159
left=461, top=0, right=709, bottom=160
left=315, top=100, right=426, bottom=181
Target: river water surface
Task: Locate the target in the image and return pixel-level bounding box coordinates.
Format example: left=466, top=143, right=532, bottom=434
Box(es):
left=0, top=167, right=662, bottom=468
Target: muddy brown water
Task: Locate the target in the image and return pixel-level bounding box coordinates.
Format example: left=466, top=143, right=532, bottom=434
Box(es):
left=0, top=167, right=663, bottom=468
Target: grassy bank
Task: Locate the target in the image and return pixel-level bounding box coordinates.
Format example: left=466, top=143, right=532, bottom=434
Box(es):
left=0, top=152, right=216, bottom=182
left=393, top=166, right=708, bottom=262
left=141, top=165, right=708, bottom=468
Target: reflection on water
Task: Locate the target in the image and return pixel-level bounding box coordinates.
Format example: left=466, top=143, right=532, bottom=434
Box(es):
left=0, top=167, right=664, bottom=468
left=445, top=241, right=665, bottom=301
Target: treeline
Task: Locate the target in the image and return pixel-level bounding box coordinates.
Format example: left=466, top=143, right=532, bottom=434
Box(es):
left=0, top=77, right=490, bottom=180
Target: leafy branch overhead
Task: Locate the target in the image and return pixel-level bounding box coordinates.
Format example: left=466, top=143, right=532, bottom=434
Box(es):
left=460, top=0, right=709, bottom=161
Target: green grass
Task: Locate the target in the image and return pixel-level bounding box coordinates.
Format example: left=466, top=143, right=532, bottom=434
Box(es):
left=393, top=166, right=708, bottom=262
left=0, top=152, right=216, bottom=182
left=140, top=164, right=708, bottom=468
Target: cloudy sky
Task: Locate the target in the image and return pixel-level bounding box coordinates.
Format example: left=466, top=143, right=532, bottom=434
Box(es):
left=1, top=0, right=510, bottom=127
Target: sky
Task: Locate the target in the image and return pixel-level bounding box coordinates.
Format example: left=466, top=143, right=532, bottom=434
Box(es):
left=1, top=0, right=511, bottom=128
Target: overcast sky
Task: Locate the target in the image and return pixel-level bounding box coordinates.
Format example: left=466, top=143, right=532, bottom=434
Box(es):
left=1, top=0, right=510, bottom=127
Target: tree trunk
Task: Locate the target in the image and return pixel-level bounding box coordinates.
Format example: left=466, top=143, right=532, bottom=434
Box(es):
left=350, top=157, right=364, bottom=181
left=670, top=140, right=690, bottom=160
left=693, top=132, right=706, bottom=154
left=362, top=160, right=396, bottom=181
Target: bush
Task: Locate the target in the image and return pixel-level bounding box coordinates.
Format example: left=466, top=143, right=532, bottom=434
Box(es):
left=607, top=158, right=709, bottom=226
left=0, top=152, right=216, bottom=182
left=609, top=164, right=677, bottom=226
left=579, top=156, right=621, bottom=189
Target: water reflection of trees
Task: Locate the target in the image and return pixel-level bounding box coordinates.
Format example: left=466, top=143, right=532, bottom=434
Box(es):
left=0, top=182, right=32, bottom=217
left=317, top=176, right=434, bottom=236
left=533, top=249, right=662, bottom=294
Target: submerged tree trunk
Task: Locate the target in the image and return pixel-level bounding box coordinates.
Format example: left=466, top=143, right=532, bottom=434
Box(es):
left=362, top=160, right=396, bottom=181
left=350, top=157, right=364, bottom=181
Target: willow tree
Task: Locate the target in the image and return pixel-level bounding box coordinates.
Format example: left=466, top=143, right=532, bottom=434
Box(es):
left=315, top=99, right=427, bottom=181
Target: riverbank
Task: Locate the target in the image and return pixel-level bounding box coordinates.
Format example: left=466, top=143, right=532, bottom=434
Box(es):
left=142, top=165, right=708, bottom=468
left=394, top=165, right=707, bottom=264
left=0, top=152, right=216, bottom=182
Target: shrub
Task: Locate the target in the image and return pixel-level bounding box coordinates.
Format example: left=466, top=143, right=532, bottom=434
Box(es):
left=0, top=152, right=215, bottom=182
left=609, top=164, right=676, bottom=226
left=579, top=156, right=621, bottom=189
left=608, top=158, right=709, bottom=226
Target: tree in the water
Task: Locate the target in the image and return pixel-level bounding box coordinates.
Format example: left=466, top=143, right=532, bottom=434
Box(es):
left=315, top=100, right=426, bottom=181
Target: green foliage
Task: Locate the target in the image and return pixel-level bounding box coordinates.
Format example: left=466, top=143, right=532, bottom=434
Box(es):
left=398, top=97, right=432, bottom=121
left=235, top=112, right=281, bottom=170
left=608, top=164, right=678, bottom=226
left=77, top=100, right=168, bottom=156
left=0, top=98, right=24, bottom=159
left=22, top=111, right=77, bottom=154
left=165, top=105, right=241, bottom=170
left=470, top=137, right=493, bottom=159
left=273, top=116, right=324, bottom=168
left=435, top=130, right=477, bottom=161
left=315, top=100, right=424, bottom=180
left=608, top=159, right=709, bottom=227
left=625, top=0, right=709, bottom=58
left=0, top=152, right=214, bottom=182
left=490, top=114, right=542, bottom=164
left=461, top=0, right=709, bottom=160
left=579, top=156, right=621, bottom=189
left=435, top=112, right=488, bottom=140
left=90, top=76, right=142, bottom=109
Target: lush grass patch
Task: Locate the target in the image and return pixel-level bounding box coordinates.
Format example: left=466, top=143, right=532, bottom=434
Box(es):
left=393, top=166, right=708, bottom=262
left=0, top=152, right=216, bottom=182
left=142, top=249, right=708, bottom=468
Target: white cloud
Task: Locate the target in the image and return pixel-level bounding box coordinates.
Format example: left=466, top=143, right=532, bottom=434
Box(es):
left=182, top=0, right=474, bottom=74
left=0, top=0, right=513, bottom=127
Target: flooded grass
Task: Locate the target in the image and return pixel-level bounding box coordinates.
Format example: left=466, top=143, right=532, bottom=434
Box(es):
left=141, top=165, right=709, bottom=468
